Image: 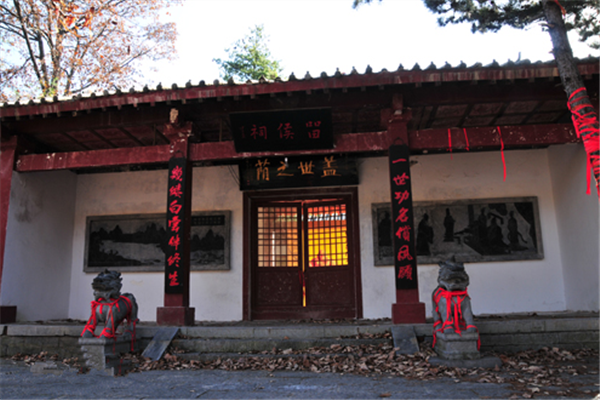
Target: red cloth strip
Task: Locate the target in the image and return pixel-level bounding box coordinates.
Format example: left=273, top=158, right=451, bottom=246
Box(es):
left=466, top=325, right=481, bottom=350
left=447, top=129, right=453, bottom=159
left=553, top=0, right=566, bottom=15
left=463, top=128, right=470, bottom=151
left=568, top=87, right=600, bottom=196
left=431, top=287, right=480, bottom=349
left=497, top=126, right=507, bottom=181
left=587, top=157, right=592, bottom=195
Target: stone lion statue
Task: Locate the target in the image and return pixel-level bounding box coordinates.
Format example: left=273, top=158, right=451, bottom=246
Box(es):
left=81, top=270, right=139, bottom=340
left=432, top=259, right=476, bottom=335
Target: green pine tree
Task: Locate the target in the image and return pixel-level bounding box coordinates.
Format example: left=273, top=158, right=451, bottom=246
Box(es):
left=213, top=25, right=283, bottom=82
left=353, top=0, right=600, bottom=192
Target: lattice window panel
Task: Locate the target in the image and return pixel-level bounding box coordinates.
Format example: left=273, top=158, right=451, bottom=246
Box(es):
left=307, top=204, right=348, bottom=267
left=257, top=206, right=299, bottom=268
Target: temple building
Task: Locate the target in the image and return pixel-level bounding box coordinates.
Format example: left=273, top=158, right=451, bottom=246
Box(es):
left=1, top=58, right=598, bottom=325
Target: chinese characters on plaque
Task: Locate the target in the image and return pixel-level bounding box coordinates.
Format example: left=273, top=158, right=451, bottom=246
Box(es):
left=165, top=157, right=188, bottom=294
left=388, top=145, right=418, bottom=290
left=229, top=108, right=333, bottom=152
left=239, top=155, right=358, bottom=190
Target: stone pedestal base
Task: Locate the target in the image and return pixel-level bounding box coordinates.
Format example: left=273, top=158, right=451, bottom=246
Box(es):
left=0, top=305, right=16, bottom=323
left=157, top=306, right=195, bottom=326
left=392, top=289, right=426, bottom=324
left=432, top=331, right=502, bottom=368
left=79, top=335, right=138, bottom=376
left=434, top=331, right=480, bottom=360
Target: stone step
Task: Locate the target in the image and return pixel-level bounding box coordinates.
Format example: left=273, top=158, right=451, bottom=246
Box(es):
left=170, top=337, right=391, bottom=354
left=1, top=314, right=597, bottom=359
left=177, top=324, right=392, bottom=340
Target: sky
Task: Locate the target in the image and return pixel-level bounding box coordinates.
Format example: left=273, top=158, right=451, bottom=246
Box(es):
left=146, top=0, right=598, bottom=86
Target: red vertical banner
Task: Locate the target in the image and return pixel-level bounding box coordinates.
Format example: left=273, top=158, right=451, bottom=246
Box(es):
left=389, top=145, right=418, bottom=290
left=165, top=157, right=190, bottom=294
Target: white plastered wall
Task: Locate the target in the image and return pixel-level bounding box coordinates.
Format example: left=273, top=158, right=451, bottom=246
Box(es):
left=68, top=166, right=243, bottom=322
left=358, top=149, right=567, bottom=319
left=6, top=147, right=582, bottom=322
left=548, top=144, right=599, bottom=311
left=1, top=170, right=76, bottom=321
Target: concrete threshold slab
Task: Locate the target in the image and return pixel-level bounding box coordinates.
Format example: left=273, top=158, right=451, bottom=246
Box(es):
left=171, top=337, right=390, bottom=353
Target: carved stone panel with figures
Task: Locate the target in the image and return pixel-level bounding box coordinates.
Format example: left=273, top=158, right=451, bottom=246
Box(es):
left=373, top=197, right=543, bottom=265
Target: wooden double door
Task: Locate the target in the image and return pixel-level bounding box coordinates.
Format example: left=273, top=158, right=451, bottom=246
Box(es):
left=244, top=188, right=362, bottom=320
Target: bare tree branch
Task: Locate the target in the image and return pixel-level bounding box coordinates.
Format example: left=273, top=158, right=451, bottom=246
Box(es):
left=11, top=0, right=46, bottom=93
left=1, top=0, right=180, bottom=100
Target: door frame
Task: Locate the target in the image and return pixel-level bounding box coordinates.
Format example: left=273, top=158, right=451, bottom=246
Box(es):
left=243, top=187, right=363, bottom=320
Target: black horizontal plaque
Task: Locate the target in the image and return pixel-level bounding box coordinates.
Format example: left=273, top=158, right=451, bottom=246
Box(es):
left=230, top=108, right=333, bottom=152
left=239, top=154, right=358, bottom=190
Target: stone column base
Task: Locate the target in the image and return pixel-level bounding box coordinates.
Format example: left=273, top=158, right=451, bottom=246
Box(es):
left=0, top=306, right=16, bottom=323
left=157, top=306, right=195, bottom=326
left=391, top=302, right=426, bottom=324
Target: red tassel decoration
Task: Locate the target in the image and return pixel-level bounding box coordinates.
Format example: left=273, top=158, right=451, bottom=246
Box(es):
left=497, top=126, right=506, bottom=181
left=447, top=129, right=453, bottom=159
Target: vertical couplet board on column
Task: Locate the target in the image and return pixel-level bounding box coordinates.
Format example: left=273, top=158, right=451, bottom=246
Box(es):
left=389, top=145, right=418, bottom=290
left=165, top=157, right=190, bottom=295
left=0, top=136, right=18, bottom=323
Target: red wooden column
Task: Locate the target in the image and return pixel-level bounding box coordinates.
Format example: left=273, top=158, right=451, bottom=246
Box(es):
left=387, top=96, right=426, bottom=324
left=0, top=135, right=18, bottom=323
left=157, top=111, right=195, bottom=326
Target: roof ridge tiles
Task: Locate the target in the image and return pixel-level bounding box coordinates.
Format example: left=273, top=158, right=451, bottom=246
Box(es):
left=1, top=57, right=598, bottom=112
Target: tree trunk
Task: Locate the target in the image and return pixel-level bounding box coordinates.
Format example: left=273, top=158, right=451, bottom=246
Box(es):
left=542, top=0, right=600, bottom=195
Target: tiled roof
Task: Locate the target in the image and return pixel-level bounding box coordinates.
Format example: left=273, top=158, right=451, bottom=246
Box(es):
left=2, top=57, right=598, bottom=120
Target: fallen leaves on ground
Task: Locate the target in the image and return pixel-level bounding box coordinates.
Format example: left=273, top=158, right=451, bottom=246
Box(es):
left=9, top=345, right=598, bottom=398
left=128, top=345, right=598, bottom=398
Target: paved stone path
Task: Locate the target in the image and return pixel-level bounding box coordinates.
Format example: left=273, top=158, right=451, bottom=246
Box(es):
left=0, top=358, right=516, bottom=399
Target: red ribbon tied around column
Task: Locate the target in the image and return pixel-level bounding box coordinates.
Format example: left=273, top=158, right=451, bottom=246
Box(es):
left=568, top=87, right=600, bottom=196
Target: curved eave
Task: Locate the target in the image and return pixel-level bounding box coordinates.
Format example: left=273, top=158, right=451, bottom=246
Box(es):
left=2, top=59, right=598, bottom=120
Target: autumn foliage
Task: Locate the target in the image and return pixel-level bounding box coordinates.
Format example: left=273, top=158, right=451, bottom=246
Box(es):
left=0, top=0, right=181, bottom=101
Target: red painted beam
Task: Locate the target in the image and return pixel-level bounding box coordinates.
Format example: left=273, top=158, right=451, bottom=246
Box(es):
left=16, top=144, right=171, bottom=172
left=409, top=124, right=578, bottom=152
left=15, top=132, right=390, bottom=172
left=14, top=124, right=579, bottom=172
left=189, top=131, right=390, bottom=162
